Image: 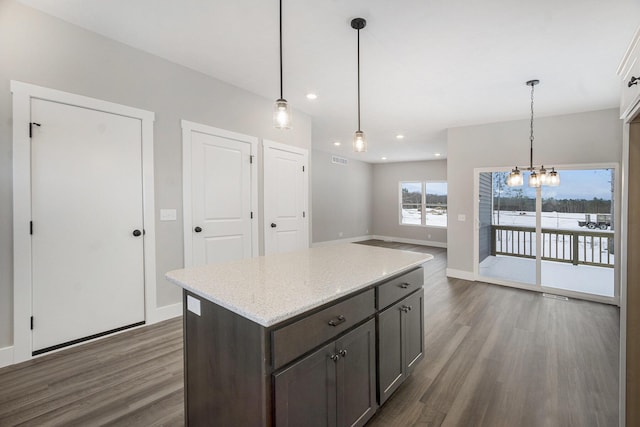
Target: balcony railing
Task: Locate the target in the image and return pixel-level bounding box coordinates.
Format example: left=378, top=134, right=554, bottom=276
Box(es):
left=491, top=225, right=614, bottom=268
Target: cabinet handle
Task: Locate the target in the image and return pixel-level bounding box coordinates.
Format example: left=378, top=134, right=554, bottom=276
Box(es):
left=330, top=353, right=340, bottom=362
left=400, top=305, right=412, bottom=313
left=194, top=226, right=202, bottom=233
left=399, top=283, right=410, bottom=289
left=338, top=349, right=348, bottom=358
left=629, top=76, right=639, bottom=87
left=328, top=315, right=346, bottom=327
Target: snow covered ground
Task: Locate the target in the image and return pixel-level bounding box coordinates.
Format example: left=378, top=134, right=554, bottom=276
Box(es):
left=479, top=255, right=614, bottom=297
left=493, top=210, right=611, bottom=231
left=401, top=209, right=447, bottom=227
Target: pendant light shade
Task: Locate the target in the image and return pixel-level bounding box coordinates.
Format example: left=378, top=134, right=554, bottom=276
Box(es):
left=353, top=130, right=366, bottom=152
left=351, top=18, right=367, bottom=152
left=273, top=0, right=291, bottom=129
left=507, top=80, right=560, bottom=188
left=274, top=98, right=292, bottom=129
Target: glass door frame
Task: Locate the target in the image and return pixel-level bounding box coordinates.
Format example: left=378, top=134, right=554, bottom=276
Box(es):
left=473, top=163, right=620, bottom=305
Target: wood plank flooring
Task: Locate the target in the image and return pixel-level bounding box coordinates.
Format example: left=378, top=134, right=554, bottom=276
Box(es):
left=0, top=240, right=619, bottom=426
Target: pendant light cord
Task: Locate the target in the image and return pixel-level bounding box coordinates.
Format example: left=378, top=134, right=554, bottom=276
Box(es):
left=357, top=27, right=361, bottom=131
left=279, top=0, right=283, bottom=100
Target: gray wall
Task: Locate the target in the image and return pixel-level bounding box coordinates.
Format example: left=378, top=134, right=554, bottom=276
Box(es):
left=447, top=108, right=622, bottom=275
left=372, top=160, right=447, bottom=244
left=0, top=0, right=312, bottom=348
left=311, top=150, right=373, bottom=243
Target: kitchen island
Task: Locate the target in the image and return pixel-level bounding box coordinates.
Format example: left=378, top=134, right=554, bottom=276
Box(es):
left=166, top=243, right=433, bottom=426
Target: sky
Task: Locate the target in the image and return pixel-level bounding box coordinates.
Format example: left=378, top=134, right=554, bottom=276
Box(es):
left=500, top=169, right=614, bottom=200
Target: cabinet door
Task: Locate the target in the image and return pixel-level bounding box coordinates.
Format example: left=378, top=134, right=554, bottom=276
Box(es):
left=274, top=341, right=337, bottom=427
left=336, top=319, right=377, bottom=427
left=377, top=299, right=405, bottom=405
left=377, top=288, right=425, bottom=404
left=403, top=288, right=425, bottom=373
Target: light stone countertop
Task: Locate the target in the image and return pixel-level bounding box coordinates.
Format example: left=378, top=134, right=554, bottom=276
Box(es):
left=165, top=243, right=433, bottom=327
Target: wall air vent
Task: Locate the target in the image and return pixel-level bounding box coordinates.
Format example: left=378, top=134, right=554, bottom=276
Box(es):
left=331, top=155, right=348, bottom=166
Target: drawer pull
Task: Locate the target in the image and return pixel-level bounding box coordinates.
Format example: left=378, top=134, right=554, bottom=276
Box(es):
left=399, top=283, right=410, bottom=289
left=328, top=315, right=346, bottom=327
left=629, top=76, right=639, bottom=87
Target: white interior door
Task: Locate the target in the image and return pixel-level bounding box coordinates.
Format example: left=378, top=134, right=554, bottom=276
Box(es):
left=183, top=122, right=257, bottom=267
left=264, top=141, right=308, bottom=255
left=30, top=98, right=145, bottom=353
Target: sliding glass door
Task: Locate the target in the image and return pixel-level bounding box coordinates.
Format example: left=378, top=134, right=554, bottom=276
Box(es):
left=477, top=167, right=615, bottom=300
left=540, top=169, right=615, bottom=297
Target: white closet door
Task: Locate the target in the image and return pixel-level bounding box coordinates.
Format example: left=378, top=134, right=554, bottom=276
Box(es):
left=190, top=131, right=253, bottom=266
left=264, top=142, right=308, bottom=255
left=31, top=98, right=145, bottom=353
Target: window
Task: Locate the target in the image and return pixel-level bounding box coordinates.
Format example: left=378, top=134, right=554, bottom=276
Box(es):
left=400, top=181, right=447, bottom=227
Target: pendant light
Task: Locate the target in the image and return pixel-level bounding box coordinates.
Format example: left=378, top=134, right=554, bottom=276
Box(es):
left=351, top=18, right=367, bottom=152
left=273, top=0, right=292, bottom=129
left=507, top=80, right=560, bottom=187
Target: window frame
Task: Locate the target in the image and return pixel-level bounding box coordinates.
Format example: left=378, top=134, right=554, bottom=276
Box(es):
left=399, top=181, right=447, bottom=228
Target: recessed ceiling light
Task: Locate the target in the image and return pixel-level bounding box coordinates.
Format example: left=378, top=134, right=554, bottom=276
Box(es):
left=434, top=153, right=441, bottom=157
left=333, top=141, right=341, bottom=146
left=381, top=157, right=387, bottom=160
left=396, top=134, right=404, bottom=139
left=306, top=93, right=317, bottom=100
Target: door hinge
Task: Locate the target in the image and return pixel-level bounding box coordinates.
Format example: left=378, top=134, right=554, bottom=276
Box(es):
left=250, top=155, right=254, bottom=164
left=30, top=316, right=33, bottom=330
left=29, top=122, right=41, bottom=138
left=303, top=211, right=306, bottom=218
left=302, top=165, right=305, bottom=172
left=29, top=221, right=33, bottom=235
left=250, top=211, right=254, bottom=219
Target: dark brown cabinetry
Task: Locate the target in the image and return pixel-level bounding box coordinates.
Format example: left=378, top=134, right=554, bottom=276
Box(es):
left=377, top=288, right=425, bottom=404
left=274, top=319, right=377, bottom=427
left=182, top=266, right=425, bottom=426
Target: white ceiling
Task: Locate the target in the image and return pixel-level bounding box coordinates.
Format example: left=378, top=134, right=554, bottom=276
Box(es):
left=17, top=0, right=640, bottom=163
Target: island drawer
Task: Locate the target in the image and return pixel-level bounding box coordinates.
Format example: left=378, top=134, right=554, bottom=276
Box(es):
left=377, top=267, right=423, bottom=310
left=272, top=288, right=375, bottom=370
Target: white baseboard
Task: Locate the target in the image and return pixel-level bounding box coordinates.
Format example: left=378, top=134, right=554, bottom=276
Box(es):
left=311, top=235, right=372, bottom=247
left=0, top=346, right=14, bottom=369
left=371, top=235, right=447, bottom=249
left=148, top=302, right=183, bottom=324
left=446, top=268, right=476, bottom=281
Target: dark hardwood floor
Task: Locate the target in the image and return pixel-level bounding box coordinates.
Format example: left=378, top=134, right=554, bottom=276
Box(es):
left=0, top=240, right=619, bottom=426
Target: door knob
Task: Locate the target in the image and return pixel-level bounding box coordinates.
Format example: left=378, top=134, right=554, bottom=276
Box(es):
left=270, top=223, right=277, bottom=228
left=194, top=226, right=202, bottom=233
left=132, top=229, right=142, bottom=237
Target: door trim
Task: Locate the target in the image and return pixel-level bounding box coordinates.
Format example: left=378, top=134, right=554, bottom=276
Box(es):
left=262, top=139, right=309, bottom=255
left=11, top=81, right=157, bottom=364
left=181, top=120, right=259, bottom=267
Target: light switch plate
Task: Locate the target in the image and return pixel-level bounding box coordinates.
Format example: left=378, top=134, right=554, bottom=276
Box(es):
left=160, top=209, right=177, bottom=221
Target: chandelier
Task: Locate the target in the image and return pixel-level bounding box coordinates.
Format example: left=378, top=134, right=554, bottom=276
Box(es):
left=507, top=80, right=559, bottom=187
